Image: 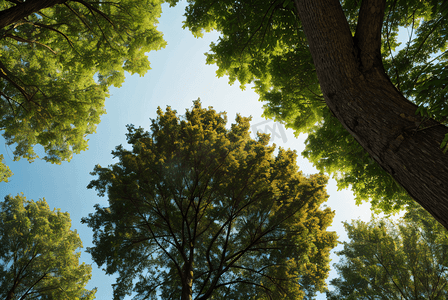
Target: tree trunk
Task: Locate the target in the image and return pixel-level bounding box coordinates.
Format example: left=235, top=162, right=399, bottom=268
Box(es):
left=294, top=0, right=448, bottom=229
left=6, top=290, right=14, bottom=300
left=181, top=261, right=194, bottom=300
left=6, top=282, right=17, bottom=300
left=0, top=0, right=68, bottom=30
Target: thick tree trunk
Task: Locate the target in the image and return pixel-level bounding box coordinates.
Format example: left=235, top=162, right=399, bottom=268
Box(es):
left=0, top=0, right=68, bottom=30
left=294, top=0, right=448, bottom=229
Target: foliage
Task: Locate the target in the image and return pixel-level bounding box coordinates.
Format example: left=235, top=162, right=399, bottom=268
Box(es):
left=0, top=154, right=12, bottom=182
left=0, top=193, right=96, bottom=300
left=327, top=203, right=448, bottom=299
left=172, top=0, right=448, bottom=213
left=302, top=109, right=413, bottom=214
left=82, top=100, right=337, bottom=300
left=0, top=0, right=166, bottom=178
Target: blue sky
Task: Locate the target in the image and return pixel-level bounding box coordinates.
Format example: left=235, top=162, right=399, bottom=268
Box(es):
left=0, top=2, right=374, bottom=299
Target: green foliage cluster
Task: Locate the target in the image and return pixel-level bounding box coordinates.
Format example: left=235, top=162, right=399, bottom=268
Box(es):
left=0, top=154, right=12, bottom=182
left=328, top=203, right=448, bottom=299
left=0, top=0, right=166, bottom=180
left=82, top=100, right=337, bottom=300
left=302, top=110, right=412, bottom=214
left=175, top=0, right=448, bottom=213
left=0, top=194, right=96, bottom=300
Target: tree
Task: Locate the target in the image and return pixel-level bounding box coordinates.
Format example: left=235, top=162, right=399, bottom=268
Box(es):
left=171, top=0, right=448, bottom=227
left=0, top=193, right=96, bottom=300
left=0, top=0, right=166, bottom=181
left=327, top=203, right=448, bottom=299
left=82, top=100, right=337, bottom=300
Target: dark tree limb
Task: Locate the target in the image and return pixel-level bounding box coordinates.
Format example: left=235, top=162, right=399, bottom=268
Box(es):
left=0, top=0, right=68, bottom=30
left=354, top=0, right=386, bottom=71
left=4, top=34, right=57, bottom=54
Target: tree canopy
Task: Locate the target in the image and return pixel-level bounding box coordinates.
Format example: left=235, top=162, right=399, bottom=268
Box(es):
left=327, top=203, right=448, bottom=299
left=172, top=0, right=448, bottom=226
left=82, top=100, right=337, bottom=300
left=0, top=0, right=166, bottom=181
left=0, top=193, right=96, bottom=300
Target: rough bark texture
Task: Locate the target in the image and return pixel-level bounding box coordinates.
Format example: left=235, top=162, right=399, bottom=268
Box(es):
left=0, top=0, right=68, bottom=30
left=294, top=0, right=448, bottom=229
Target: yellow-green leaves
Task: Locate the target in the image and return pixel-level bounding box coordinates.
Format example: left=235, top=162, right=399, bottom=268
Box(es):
left=83, top=100, right=336, bottom=300
left=0, top=0, right=166, bottom=173
left=0, top=194, right=96, bottom=300
left=328, top=203, right=448, bottom=300
left=303, top=109, right=414, bottom=214
left=178, top=0, right=448, bottom=214
left=0, top=155, right=12, bottom=182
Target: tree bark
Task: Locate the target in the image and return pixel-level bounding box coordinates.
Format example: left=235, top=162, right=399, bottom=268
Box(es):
left=0, top=0, right=68, bottom=30
left=294, top=0, right=448, bottom=229
left=181, top=261, right=194, bottom=300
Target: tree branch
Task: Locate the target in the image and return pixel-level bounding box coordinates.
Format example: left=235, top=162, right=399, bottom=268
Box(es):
left=73, top=0, right=114, bottom=26
left=4, top=33, right=57, bottom=54
left=0, top=60, right=33, bottom=102
left=354, top=0, right=386, bottom=72
left=63, top=2, right=93, bottom=31
left=19, top=272, right=51, bottom=300
left=1, top=91, right=19, bottom=118
left=374, top=253, right=409, bottom=299
left=0, top=0, right=68, bottom=30
left=30, top=22, right=78, bottom=53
